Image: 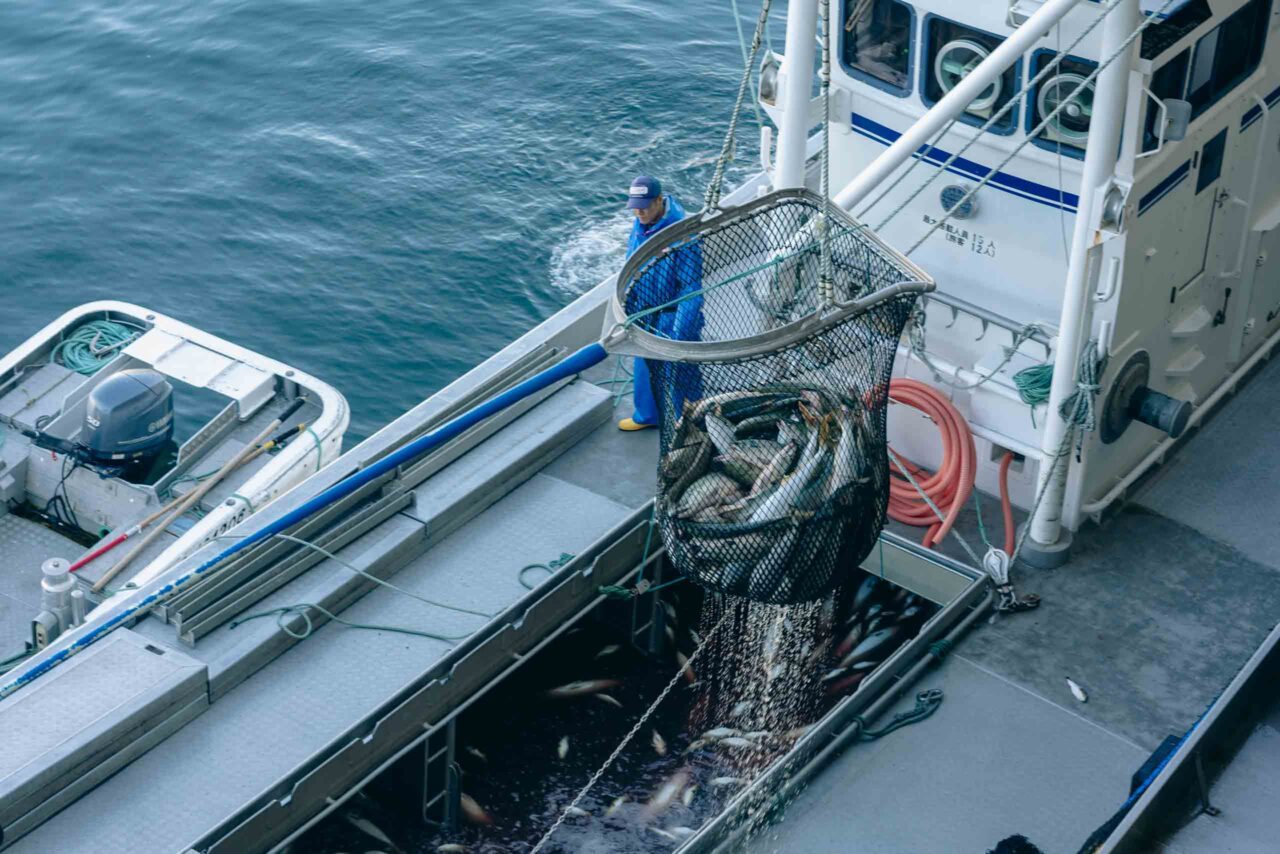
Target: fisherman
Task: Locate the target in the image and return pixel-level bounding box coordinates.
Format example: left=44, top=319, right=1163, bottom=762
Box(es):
left=618, top=175, right=705, bottom=431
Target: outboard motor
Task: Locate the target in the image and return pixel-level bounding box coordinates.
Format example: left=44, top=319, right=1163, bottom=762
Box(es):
left=82, top=369, right=175, bottom=474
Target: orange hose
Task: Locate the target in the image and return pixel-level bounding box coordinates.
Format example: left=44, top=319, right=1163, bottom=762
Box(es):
left=886, top=378, right=976, bottom=549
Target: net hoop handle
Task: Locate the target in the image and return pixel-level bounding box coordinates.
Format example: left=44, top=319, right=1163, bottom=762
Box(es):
left=604, top=188, right=935, bottom=362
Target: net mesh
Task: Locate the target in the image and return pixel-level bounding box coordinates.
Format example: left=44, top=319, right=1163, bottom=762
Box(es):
left=619, top=191, right=924, bottom=604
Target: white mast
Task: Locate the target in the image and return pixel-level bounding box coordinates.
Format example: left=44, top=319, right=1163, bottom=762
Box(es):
left=774, top=0, right=820, bottom=189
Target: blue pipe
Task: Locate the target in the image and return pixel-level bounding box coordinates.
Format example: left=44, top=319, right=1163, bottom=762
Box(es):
left=0, top=343, right=609, bottom=701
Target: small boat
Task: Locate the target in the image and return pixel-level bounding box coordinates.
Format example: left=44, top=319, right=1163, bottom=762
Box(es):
left=0, top=300, right=349, bottom=635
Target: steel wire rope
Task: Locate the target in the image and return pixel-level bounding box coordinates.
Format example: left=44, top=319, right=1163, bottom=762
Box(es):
left=904, top=0, right=1179, bottom=256
left=873, top=0, right=1124, bottom=234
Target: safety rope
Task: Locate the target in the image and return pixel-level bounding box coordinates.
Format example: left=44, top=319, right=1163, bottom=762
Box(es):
left=51, top=318, right=145, bottom=375
left=817, top=0, right=836, bottom=306
left=904, top=0, right=1179, bottom=257
left=730, top=0, right=768, bottom=130
left=855, top=688, right=945, bottom=740
left=530, top=609, right=732, bottom=854
left=705, top=0, right=773, bottom=211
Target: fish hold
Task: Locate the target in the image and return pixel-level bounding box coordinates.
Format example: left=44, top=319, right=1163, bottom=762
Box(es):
left=644, top=768, right=691, bottom=817
left=459, top=793, right=493, bottom=826
left=546, top=679, right=622, bottom=699
left=841, top=626, right=903, bottom=668
left=676, top=473, right=741, bottom=519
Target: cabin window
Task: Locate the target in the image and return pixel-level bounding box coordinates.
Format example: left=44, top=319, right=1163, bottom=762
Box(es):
left=841, top=0, right=914, bottom=95
left=1143, top=49, right=1189, bottom=152
left=922, top=17, right=1018, bottom=133
left=1185, top=0, right=1270, bottom=117
left=1197, top=127, right=1228, bottom=192
left=1030, top=52, right=1097, bottom=155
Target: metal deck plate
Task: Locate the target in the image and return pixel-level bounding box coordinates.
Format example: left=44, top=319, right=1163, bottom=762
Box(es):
left=746, top=656, right=1146, bottom=854
left=0, top=629, right=207, bottom=846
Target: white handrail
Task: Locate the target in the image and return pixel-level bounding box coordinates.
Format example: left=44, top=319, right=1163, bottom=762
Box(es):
left=774, top=0, right=820, bottom=189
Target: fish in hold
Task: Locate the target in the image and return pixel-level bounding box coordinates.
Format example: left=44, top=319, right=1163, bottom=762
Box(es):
left=1066, top=677, right=1088, bottom=703
left=436, top=845, right=469, bottom=853
left=644, top=768, right=691, bottom=818
left=464, top=746, right=487, bottom=764
left=344, top=813, right=404, bottom=854
left=651, top=729, right=668, bottom=756
left=595, top=644, right=621, bottom=658
left=682, top=785, right=697, bottom=807
left=594, top=692, right=624, bottom=708
left=676, top=650, right=696, bottom=684
left=709, top=776, right=746, bottom=788
left=606, top=795, right=628, bottom=816
left=557, top=736, right=570, bottom=759
left=459, top=793, right=493, bottom=826
left=669, top=826, right=697, bottom=839
left=545, top=678, right=621, bottom=699
left=840, top=626, right=904, bottom=668
left=565, top=805, right=590, bottom=818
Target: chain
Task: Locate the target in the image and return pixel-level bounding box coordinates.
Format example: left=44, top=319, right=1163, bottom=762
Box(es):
left=530, top=609, right=732, bottom=853
left=705, top=0, right=773, bottom=211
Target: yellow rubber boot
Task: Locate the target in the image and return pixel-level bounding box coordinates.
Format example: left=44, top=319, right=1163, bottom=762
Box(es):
left=617, top=417, right=655, bottom=432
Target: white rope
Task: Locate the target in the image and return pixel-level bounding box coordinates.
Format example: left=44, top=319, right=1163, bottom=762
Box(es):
left=905, top=0, right=1178, bottom=256
left=818, top=0, right=835, bottom=305
left=530, top=610, right=731, bottom=853
left=875, top=0, right=1126, bottom=233
left=706, top=0, right=773, bottom=210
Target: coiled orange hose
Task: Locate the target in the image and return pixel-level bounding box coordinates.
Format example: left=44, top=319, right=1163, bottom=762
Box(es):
left=886, top=377, right=976, bottom=549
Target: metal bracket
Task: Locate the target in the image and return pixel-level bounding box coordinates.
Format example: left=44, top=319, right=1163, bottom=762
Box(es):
left=1193, top=750, right=1222, bottom=817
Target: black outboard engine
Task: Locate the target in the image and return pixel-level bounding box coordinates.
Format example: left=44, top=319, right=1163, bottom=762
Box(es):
left=82, top=369, right=175, bottom=473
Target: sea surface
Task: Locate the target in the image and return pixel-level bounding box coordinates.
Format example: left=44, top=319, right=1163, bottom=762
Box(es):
left=0, top=0, right=774, bottom=441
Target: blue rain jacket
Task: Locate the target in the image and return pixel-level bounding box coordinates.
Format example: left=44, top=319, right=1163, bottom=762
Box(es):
left=625, top=195, right=704, bottom=342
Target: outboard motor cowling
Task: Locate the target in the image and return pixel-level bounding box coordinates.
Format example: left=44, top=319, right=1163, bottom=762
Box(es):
left=83, top=369, right=175, bottom=467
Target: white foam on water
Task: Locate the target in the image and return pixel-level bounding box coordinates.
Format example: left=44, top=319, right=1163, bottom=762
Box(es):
left=549, top=212, right=633, bottom=297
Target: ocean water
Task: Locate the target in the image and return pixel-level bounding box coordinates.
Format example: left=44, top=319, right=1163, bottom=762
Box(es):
left=0, top=0, right=773, bottom=441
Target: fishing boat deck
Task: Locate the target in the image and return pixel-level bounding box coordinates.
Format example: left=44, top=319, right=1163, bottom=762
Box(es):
left=7, top=171, right=1279, bottom=853
left=747, top=352, right=1280, bottom=853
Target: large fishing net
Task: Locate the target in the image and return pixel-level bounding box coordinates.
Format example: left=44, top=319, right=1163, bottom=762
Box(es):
left=605, top=188, right=931, bottom=604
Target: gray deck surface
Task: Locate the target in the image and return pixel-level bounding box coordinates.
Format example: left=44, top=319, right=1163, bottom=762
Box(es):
left=746, top=657, right=1145, bottom=854
left=0, top=514, right=80, bottom=653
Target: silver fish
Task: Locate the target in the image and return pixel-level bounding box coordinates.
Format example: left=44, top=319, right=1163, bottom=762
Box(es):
left=565, top=805, right=590, bottom=818
left=644, top=768, right=691, bottom=817
left=344, top=813, right=401, bottom=853
left=436, top=845, right=469, bottom=853
left=464, top=746, right=487, bottom=764
left=594, top=693, right=623, bottom=709
left=1067, top=677, right=1088, bottom=703
left=705, top=414, right=740, bottom=456
left=546, top=679, right=621, bottom=699
left=676, top=473, right=741, bottom=519
left=459, top=793, right=493, bottom=826
left=719, top=736, right=759, bottom=750
left=842, top=626, right=903, bottom=668
left=748, top=441, right=797, bottom=499
left=702, top=726, right=741, bottom=740
left=651, top=729, right=668, bottom=756
left=606, top=795, right=627, bottom=816
left=717, top=454, right=764, bottom=489
left=682, top=785, right=697, bottom=807
left=690, top=390, right=758, bottom=421
left=825, top=408, right=867, bottom=498
left=747, top=431, right=823, bottom=524
left=595, top=644, right=621, bottom=658
left=557, top=736, right=570, bottom=759
left=777, top=418, right=806, bottom=447
left=669, top=826, right=697, bottom=839
left=709, top=776, right=746, bottom=788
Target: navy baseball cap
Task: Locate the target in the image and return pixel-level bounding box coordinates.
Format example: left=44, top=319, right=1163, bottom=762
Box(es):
left=626, top=175, right=662, bottom=209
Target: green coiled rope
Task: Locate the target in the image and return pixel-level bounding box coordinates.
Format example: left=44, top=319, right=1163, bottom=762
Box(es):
left=51, top=319, right=145, bottom=375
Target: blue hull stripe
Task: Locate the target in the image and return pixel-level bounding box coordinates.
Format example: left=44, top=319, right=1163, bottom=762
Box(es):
left=849, top=112, right=1080, bottom=212
left=1241, top=84, right=1280, bottom=131
left=1137, top=160, right=1191, bottom=216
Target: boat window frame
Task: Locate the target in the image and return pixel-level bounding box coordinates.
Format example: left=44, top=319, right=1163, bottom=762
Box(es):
left=839, top=0, right=917, bottom=98
left=919, top=13, right=1021, bottom=136
left=1026, top=48, right=1098, bottom=160
left=1183, top=0, right=1272, bottom=120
